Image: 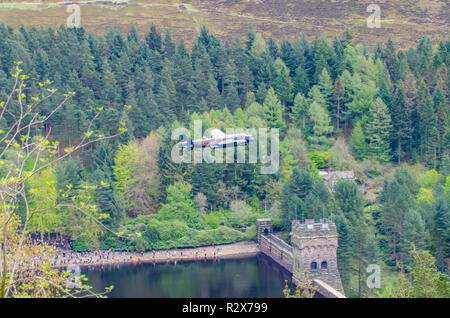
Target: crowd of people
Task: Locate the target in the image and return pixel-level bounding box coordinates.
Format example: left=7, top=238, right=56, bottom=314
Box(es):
left=51, top=247, right=223, bottom=267
left=16, top=237, right=257, bottom=269
left=34, top=239, right=224, bottom=267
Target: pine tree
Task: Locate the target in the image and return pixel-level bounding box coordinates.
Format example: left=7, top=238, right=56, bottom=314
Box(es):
left=280, top=37, right=296, bottom=73
left=307, top=101, right=334, bottom=150
left=156, top=82, right=175, bottom=125
left=398, top=209, right=427, bottom=269
left=146, top=23, right=162, bottom=53
left=206, top=74, right=222, bottom=110
left=55, top=158, right=84, bottom=212
left=281, top=168, right=315, bottom=226
left=293, top=65, right=310, bottom=96
left=310, top=36, right=330, bottom=84
left=334, top=179, right=365, bottom=227
left=191, top=163, right=224, bottom=210
left=381, top=177, right=416, bottom=263
left=255, top=84, right=268, bottom=104
left=222, top=61, right=240, bottom=111
left=263, top=87, right=285, bottom=131
left=391, top=83, right=412, bottom=163
left=332, top=212, right=353, bottom=290
left=100, top=58, right=120, bottom=106
left=350, top=121, right=368, bottom=160
left=433, top=187, right=450, bottom=272
left=332, top=36, right=345, bottom=77
left=417, top=81, right=438, bottom=167
left=307, top=85, right=327, bottom=107
left=268, top=38, right=279, bottom=60
left=333, top=76, right=345, bottom=130
left=341, top=29, right=353, bottom=47
left=273, top=59, right=293, bottom=107
left=93, top=140, right=116, bottom=176
left=382, top=38, right=400, bottom=83
left=132, top=89, right=153, bottom=138
left=377, top=66, right=394, bottom=110
left=237, top=65, right=254, bottom=107
left=163, top=29, right=176, bottom=59
left=404, top=72, right=419, bottom=156
left=257, top=55, right=276, bottom=88
left=91, top=168, right=124, bottom=227
left=433, top=86, right=448, bottom=165
left=317, top=68, right=333, bottom=109
left=365, top=97, right=393, bottom=162
left=112, top=53, right=132, bottom=100
left=160, top=58, right=178, bottom=110
left=290, top=93, right=309, bottom=129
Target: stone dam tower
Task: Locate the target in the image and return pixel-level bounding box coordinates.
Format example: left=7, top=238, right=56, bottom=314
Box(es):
left=257, top=218, right=345, bottom=297
left=290, top=219, right=344, bottom=295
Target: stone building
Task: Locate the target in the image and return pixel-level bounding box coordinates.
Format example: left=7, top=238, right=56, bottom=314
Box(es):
left=256, top=218, right=345, bottom=297
left=256, top=218, right=273, bottom=241
left=319, top=169, right=355, bottom=188
left=290, top=218, right=345, bottom=295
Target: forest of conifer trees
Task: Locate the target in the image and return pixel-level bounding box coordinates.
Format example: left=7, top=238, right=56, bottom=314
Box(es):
left=0, top=23, right=448, bottom=296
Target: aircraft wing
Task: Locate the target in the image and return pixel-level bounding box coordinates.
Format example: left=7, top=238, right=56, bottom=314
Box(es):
left=210, top=129, right=225, bottom=139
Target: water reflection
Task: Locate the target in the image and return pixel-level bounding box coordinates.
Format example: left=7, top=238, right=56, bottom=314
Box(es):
left=83, top=253, right=294, bottom=298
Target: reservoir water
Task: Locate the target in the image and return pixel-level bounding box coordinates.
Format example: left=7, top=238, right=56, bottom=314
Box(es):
left=83, top=253, right=294, bottom=298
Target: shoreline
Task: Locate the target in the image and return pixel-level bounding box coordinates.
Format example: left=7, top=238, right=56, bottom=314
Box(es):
left=52, top=241, right=260, bottom=268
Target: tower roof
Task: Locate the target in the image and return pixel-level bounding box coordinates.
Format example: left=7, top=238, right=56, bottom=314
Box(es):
left=291, top=218, right=337, bottom=237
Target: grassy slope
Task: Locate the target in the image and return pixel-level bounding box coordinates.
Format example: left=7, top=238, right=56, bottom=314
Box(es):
left=0, top=0, right=448, bottom=49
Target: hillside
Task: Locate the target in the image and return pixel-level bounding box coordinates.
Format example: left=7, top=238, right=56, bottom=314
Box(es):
left=0, top=0, right=449, bottom=49
left=0, top=0, right=449, bottom=299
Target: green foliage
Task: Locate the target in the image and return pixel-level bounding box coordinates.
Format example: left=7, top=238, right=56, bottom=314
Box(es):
left=308, top=151, right=329, bottom=169
left=418, top=169, right=440, bottom=189
left=290, top=93, right=309, bottom=129
left=283, top=273, right=317, bottom=298
left=263, top=87, right=285, bottom=131
left=158, top=182, right=204, bottom=228
left=204, top=212, right=223, bottom=229
left=334, top=179, right=365, bottom=227
left=398, top=209, right=427, bottom=267
left=279, top=139, right=298, bottom=181
left=0, top=25, right=447, bottom=280
left=365, top=98, right=392, bottom=162
left=273, top=59, right=293, bottom=106
left=281, top=168, right=330, bottom=226
left=417, top=188, right=434, bottom=205
left=382, top=246, right=450, bottom=298
left=72, top=239, right=95, bottom=252
left=114, top=214, right=244, bottom=251
left=350, top=121, right=367, bottom=160
left=433, top=187, right=450, bottom=272
left=28, top=167, right=60, bottom=237
left=328, top=136, right=358, bottom=171
left=308, top=101, right=334, bottom=150
left=244, top=224, right=257, bottom=241
left=113, top=142, right=139, bottom=196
